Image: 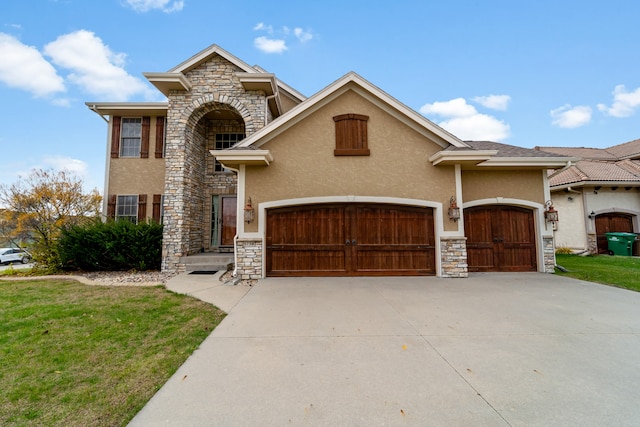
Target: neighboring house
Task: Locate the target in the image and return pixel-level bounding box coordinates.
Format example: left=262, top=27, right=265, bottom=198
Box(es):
left=88, top=44, right=572, bottom=278
left=536, top=139, right=640, bottom=254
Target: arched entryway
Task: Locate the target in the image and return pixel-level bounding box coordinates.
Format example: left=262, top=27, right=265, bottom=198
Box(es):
left=595, top=213, right=635, bottom=254
left=464, top=205, right=537, bottom=272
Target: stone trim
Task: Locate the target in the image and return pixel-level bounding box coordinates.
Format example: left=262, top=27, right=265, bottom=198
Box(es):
left=587, top=233, right=597, bottom=254
left=440, top=236, right=468, bottom=278
left=236, top=239, right=263, bottom=280
left=543, top=236, right=555, bottom=273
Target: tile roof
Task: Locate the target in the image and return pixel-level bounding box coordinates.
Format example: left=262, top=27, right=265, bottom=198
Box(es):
left=549, top=160, right=640, bottom=186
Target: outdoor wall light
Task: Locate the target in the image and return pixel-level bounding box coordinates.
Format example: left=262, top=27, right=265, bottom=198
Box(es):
left=244, top=197, right=255, bottom=223
left=588, top=211, right=596, bottom=219
left=448, top=196, right=461, bottom=222
left=544, top=200, right=559, bottom=223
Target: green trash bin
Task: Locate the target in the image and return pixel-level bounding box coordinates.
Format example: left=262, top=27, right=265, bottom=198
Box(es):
left=604, top=232, right=637, bottom=256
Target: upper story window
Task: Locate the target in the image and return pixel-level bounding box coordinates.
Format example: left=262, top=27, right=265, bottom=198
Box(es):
left=111, top=116, right=154, bottom=159
left=333, top=113, right=370, bottom=156
left=120, top=118, right=142, bottom=157
left=214, top=133, right=245, bottom=171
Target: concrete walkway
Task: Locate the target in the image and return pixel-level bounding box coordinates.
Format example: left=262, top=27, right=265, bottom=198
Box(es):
left=130, top=273, right=640, bottom=426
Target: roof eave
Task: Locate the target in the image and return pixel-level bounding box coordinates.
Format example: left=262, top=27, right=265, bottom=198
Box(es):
left=428, top=150, right=498, bottom=166
left=143, top=72, right=192, bottom=97
left=210, top=149, right=274, bottom=167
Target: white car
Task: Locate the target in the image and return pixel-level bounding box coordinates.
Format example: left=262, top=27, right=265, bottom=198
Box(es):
left=0, top=248, right=31, bottom=264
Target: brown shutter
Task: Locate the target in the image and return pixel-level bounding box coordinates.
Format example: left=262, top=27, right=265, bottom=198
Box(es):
left=333, top=114, right=370, bottom=156
left=152, top=194, right=162, bottom=223
left=155, top=117, right=165, bottom=158
left=111, top=116, right=121, bottom=158
left=140, top=116, right=150, bottom=158
left=107, top=195, right=116, bottom=219
left=138, top=194, right=147, bottom=222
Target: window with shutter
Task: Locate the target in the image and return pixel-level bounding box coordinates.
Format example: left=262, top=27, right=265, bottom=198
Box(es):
left=137, top=194, right=147, bottom=222
left=111, top=117, right=121, bottom=158
left=155, top=117, right=165, bottom=158
left=115, top=195, right=138, bottom=223
left=333, top=113, right=370, bottom=156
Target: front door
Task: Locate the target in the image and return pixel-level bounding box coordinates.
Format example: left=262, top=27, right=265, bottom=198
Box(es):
left=211, top=195, right=237, bottom=248
left=465, top=205, right=537, bottom=272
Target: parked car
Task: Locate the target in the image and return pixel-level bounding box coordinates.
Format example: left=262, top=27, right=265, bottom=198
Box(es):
left=0, top=248, right=31, bottom=264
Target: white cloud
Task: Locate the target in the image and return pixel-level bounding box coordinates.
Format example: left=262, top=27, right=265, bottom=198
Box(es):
left=253, top=22, right=273, bottom=33
left=42, top=155, right=89, bottom=177
left=43, top=30, right=157, bottom=101
left=597, top=84, right=640, bottom=118
left=254, top=36, right=287, bottom=54
left=419, top=98, right=477, bottom=118
left=124, top=0, right=184, bottom=13
left=420, top=97, right=510, bottom=141
left=472, top=94, right=511, bottom=111
left=0, top=33, right=65, bottom=97
left=550, top=104, right=592, bottom=128
left=294, top=28, right=313, bottom=43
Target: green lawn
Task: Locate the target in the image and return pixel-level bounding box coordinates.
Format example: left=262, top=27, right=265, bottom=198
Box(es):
left=0, top=279, right=225, bottom=427
left=555, top=254, right=640, bottom=292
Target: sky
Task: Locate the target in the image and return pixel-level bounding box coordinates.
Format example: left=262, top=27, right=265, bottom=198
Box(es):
left=1, top=0, right=639, bottom=194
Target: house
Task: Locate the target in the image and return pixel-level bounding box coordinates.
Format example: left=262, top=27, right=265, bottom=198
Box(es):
left=87, top=44, right=572, bottom=278
left=536, top=140, right=640, bottom=254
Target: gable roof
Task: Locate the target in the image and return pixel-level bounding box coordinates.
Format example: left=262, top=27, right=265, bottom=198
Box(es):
left=144, top=44, right=306, bottom=103
left=236, top=71, right=470, bottom=150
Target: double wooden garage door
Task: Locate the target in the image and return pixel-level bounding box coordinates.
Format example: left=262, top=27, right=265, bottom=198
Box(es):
left=465, top=205, right=537, bottom=272
left=266, top=204, right=436, bottom=276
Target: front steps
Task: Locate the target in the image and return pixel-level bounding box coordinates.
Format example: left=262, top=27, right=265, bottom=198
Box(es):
left=181, top=252, right=234, bottom=273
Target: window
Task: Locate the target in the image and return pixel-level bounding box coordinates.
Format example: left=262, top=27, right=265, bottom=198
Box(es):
left=116, top=195, right=138, bottom=222
left=333, top=113, right=370, bottom=156
left=214, top=133, right=245, bottom=171
left=120, top=118, right=142, bottom=157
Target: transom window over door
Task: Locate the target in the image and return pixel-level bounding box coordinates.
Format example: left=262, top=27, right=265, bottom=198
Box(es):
left=214, top=133, right=245, bottom=171
left=120, top=118, right=142, bottom=157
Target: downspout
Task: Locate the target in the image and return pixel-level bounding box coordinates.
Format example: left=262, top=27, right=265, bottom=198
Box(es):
left=548, top=160, right=573, bottom=179
left=265, top=94, right=277, bottom=126
left=223, top=165, right=241, bottom=278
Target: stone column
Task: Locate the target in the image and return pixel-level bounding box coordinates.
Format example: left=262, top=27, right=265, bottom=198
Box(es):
left=543, top=236, right=556, bottom=273
left=440, top=237, right=468, bottom=278
left=236, top=239, right=263, bottom=280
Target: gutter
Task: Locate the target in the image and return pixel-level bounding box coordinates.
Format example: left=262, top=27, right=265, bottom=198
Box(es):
left=87, top=104, right=109, bottom=123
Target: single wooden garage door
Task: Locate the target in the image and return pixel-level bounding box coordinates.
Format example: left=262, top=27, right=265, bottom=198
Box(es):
left=266, top=204, right=436, bottom=276
left=595, top=213, right=634, bottom=254
left=465, top=205, right=537, bottom=272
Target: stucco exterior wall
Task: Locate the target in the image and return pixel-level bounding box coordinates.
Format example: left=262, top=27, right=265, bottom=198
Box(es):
left=244, top=90, right=457, bottom=232
left=461, top=170, right=545, bottom=204
left=551, top=191, right=587, bottom=250
left=584, top=187, right=640, bottom=220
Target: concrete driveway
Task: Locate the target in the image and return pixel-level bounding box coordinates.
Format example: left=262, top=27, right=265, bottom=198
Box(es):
left=129, top=273, right=640, bottom=426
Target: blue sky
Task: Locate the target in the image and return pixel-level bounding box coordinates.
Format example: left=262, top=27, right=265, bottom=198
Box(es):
left=1, top=0, right=639, bottom=193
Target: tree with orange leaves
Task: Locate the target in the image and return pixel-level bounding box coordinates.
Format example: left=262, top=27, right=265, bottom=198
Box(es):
left=0, top=169, right=102, bottom=271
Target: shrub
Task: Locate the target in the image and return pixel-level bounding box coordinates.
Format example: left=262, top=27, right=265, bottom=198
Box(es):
left=58, top=219, right=163, bottom=271
left=555, top=246, right=574, bottom=255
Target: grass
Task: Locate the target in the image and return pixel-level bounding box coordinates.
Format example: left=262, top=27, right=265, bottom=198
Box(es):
left=555, top=254, right=640, bottom=292
left=0, top=279, right=225, bottom=426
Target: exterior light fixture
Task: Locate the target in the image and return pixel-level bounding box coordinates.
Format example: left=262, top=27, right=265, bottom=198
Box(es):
left=448, top=196, right=461, bottom=222
left=544, top=200, right=559, bottom=223
left=588, top=211, right=596, bottom=219
left=244, top=197, right=255, bottom=223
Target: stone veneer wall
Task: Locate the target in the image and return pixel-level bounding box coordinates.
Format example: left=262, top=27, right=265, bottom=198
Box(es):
left=587, top=233, right=598, bottom=254
left=440, top=237, right=468, bottom=278
left=543, top=236, right=556, bottom=273
left=161, top=56, right=268, bottom=272
left=236, top=239, right=263, bottom=280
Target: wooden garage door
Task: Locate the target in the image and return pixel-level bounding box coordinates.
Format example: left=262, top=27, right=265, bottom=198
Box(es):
left=465, top=205, right=537, bottom=272
left=595, top=213, right=633, bottom=254
left=266, top=204, right=435, bottom=276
